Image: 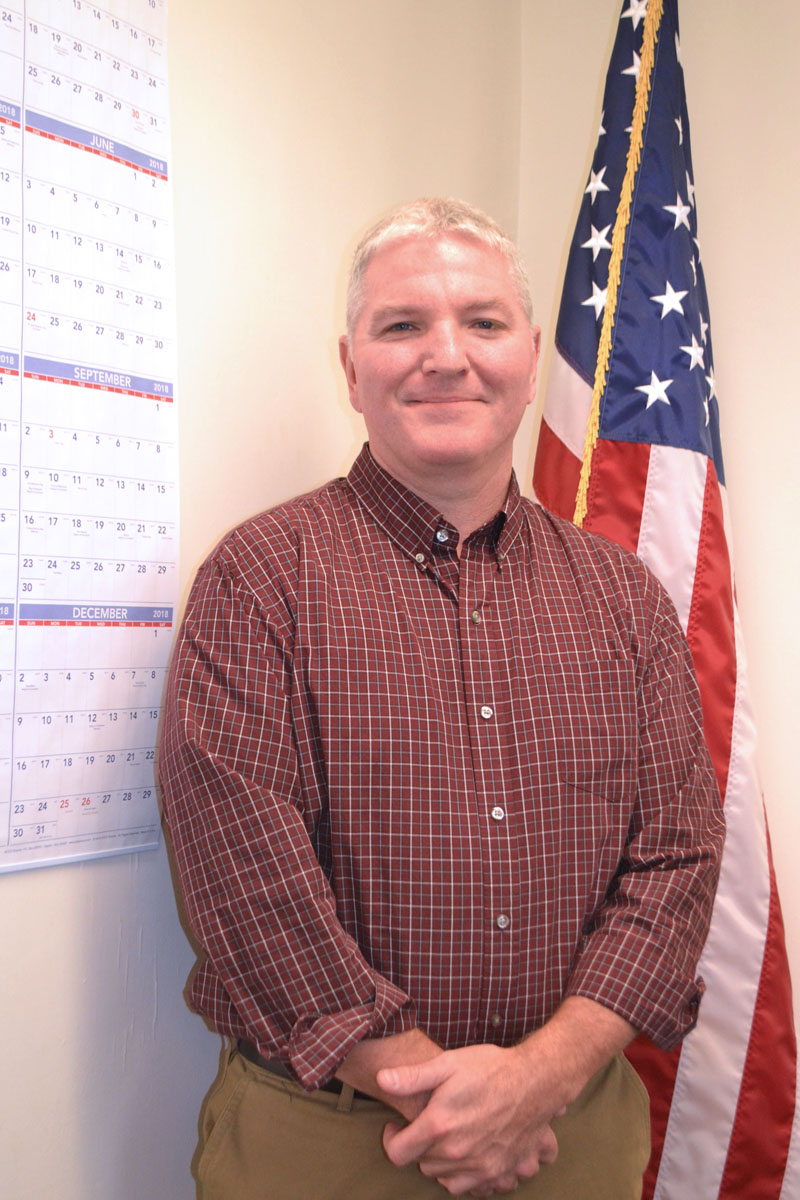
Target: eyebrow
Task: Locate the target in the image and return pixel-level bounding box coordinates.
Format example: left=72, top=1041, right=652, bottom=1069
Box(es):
left=367, top=298, right=518, bottom=333
left=367, top=306, right=423, bottom=332
left=461, top=298, right=517, bottom=321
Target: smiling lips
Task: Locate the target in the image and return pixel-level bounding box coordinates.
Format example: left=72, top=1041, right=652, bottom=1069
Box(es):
left=403, top=394, right=484, bottom=404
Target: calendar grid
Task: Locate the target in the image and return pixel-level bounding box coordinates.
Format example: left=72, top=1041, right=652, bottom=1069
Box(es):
left=1, top=0, right=178, bottom=870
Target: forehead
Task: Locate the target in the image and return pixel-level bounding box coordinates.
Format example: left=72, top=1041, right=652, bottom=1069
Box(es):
left=360, top=232, right=520, bottom=309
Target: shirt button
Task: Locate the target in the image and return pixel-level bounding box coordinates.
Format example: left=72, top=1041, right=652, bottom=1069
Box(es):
left=489, top=1013, right=503, bottom=1028
left=496, top=913, right=510, bottom=930
left=480, top=705, right=494, bottom=720
left=414, top=552, right=426, bottom=564
left=490, top=806, right=505, bottom=821
left=471, top=610, right=481, bottom=625
left=435, top=529, right=449, bottom=543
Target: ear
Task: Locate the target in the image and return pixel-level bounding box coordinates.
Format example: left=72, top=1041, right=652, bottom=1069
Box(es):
left=339, top=335, right=362, bottom=413
left=527, top=324, right=542, bottom=406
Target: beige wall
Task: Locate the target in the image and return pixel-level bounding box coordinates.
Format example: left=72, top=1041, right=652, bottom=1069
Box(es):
left=0, top=3, right=523, bottom=1198
left=1, top=3, right=796, bottom=1198
left=171, top=0, right=523, bottom=587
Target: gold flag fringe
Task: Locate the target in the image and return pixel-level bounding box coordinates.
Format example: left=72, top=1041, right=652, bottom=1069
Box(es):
left=573, top=0, right=664, bottom=527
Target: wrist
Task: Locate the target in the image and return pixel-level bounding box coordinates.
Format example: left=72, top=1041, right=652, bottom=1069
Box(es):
left=516, top=997, right=637, bottom=1111
left=335, top=1028, right=442, bottom=1117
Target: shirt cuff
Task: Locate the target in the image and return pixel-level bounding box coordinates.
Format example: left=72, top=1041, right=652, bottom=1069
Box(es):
left=564, top=959, right=705, bottom=1049
left=286, top=973, right=416, bottom=1090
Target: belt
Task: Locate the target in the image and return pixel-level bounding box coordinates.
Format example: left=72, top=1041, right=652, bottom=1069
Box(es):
left=236, top=1039, right=371, bottom=1100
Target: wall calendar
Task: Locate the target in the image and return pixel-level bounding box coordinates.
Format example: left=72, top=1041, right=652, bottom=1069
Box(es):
left=0, top=0, right=178, bottom=870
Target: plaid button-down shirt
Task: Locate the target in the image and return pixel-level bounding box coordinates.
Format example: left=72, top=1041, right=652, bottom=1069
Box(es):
left=159, top=445, right=724, bottom=1089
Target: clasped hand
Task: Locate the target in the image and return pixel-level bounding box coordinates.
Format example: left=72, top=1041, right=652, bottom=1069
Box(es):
left=377, top=1042, right=562, bottom=1197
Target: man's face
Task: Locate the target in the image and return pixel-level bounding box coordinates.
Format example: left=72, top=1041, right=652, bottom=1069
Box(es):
left=339, top=233, right=540, bottom=491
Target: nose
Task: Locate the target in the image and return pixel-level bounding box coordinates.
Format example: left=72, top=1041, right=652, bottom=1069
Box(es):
left=420, top=321, right=468, bottom=375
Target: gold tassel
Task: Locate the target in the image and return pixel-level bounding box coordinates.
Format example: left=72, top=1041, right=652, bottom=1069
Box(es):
left=573, top=0, right=664, bottom=527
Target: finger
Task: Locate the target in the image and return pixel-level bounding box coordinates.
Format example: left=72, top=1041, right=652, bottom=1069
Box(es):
left=381, top=1121, right=403, bottom=1155
left=377, top=1053, right=452, bottom=1097
left=463, top=1172, right=518, bottom=1195
left=437, top=1172, right=511, bottom=1197
left=437, top=1173, right=485, bottom=1196
left=516, top=1131, right=557, bottom=1176
left=539, top=1127, right=559, bottom=1166
left=489, top=1175, right=519, bottom=1194
left=381, top=1116, right=438, bottom=1168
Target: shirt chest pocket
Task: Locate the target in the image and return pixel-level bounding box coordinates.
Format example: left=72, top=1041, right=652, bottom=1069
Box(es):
left=523, top=656, right=638, bottom=802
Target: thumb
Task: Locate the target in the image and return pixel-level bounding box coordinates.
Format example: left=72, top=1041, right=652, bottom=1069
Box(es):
left=377, top=1052, right=451, bottom=1096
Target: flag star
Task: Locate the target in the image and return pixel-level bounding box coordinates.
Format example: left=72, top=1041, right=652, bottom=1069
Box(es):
left=675, top=34, right=683, bottom=67
left=581, top=223, right=612, bottom=261
left=680, top=334, right=705, bottom=370
left=598, top=110, right=606, bottom=138
left=705, top=365, right=717, bottom=401
left=651, top=280, right=689, bottom=318
left=689, top=255, right=697, bottom=285
left=637, top=371, right=673, bottom=409
left=663, top=192, right=692, bottom=230
left=700, top=314, right=709, bottom=343
left=675, top=115, right=683, bottom=144
left=703, top=394, right=710, bottom=426
left=585, top=166, right=610, bottom=202
left=621, top=0, right=648, bottom=30
left=686, top=170, right=695, bottom=207
left=694, top=234, right=702, bottom=256
left=622, top=50, right=641, bottom=81
left=582, top=281, right=608, bottom=319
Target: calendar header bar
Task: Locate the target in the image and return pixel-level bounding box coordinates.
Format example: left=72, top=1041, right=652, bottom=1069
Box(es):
left=19, top=604, right=174, bottom=627
left=24, top=356, right=173, bottom=400
left=0, top=100, right=21, bottom=125
left=25, top=110, right=168, bottom=179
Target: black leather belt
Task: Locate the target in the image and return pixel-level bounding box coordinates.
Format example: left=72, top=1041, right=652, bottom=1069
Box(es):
left=236, top=1039, right=371, bottom=1100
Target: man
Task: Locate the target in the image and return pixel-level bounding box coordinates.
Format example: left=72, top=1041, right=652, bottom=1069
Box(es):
left=159, top=198, right=725, bottom=1199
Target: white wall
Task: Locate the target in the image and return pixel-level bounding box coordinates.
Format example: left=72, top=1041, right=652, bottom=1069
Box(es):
left=1, top=3, right=796, bottom=1198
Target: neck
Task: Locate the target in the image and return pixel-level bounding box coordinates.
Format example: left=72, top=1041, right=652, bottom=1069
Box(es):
left=369, top=447, right=512, bottom=552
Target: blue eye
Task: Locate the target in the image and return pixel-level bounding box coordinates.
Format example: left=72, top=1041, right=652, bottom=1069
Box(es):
left=473, top=319, right=497, bottom=330
left=387, top=322, right=415, bottom=332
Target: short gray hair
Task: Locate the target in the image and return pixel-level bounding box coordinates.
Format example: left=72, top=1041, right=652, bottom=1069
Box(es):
left=345, top=197, right=533, bottom=336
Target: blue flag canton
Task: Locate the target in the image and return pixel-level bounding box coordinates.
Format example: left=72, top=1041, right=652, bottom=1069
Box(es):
left=556, top=0, right=724, bottom=485
left=554, top=6, right=639, bottom=378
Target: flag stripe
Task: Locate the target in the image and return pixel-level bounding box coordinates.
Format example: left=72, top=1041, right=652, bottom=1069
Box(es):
left=634, top=444, right=704, bottom=633
left=653, top=627, right=769, bottom=1197
left=779, top=1062, right=800, bottom=1199
left=683, top=462, right=736, bottom=800
left=624, top=1040, right=681, bottom=1198
left=532, top=413, right=582, bottom=517
left=546, top=347, right=594, bottom=459
left=719, top=844, right=797, bottom=1196
left=584, top=438, right=650, bottom=554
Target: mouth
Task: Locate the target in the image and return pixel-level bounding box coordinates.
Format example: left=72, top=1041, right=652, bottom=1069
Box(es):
left=404, top=395, right=483, bottom=405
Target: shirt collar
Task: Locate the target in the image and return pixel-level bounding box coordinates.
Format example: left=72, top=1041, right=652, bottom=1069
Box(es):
left=346, top=444, right=523, bottom=565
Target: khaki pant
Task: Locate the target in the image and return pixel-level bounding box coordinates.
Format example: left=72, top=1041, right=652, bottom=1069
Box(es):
left=195, top=1043, right=650, bottom=1200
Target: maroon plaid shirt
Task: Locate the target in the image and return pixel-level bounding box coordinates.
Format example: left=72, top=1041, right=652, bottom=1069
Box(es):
left=159, top=445, right=724, bottom=1089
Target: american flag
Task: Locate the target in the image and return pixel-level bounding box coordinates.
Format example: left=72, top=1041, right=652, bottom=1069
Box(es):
left=533, top=1, right=799, bottom=1195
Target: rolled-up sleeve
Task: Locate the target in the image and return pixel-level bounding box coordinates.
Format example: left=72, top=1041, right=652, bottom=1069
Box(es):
left=564, top=579, right=726, bottom=1048
left=159, top=549, right=415, bottom=1089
